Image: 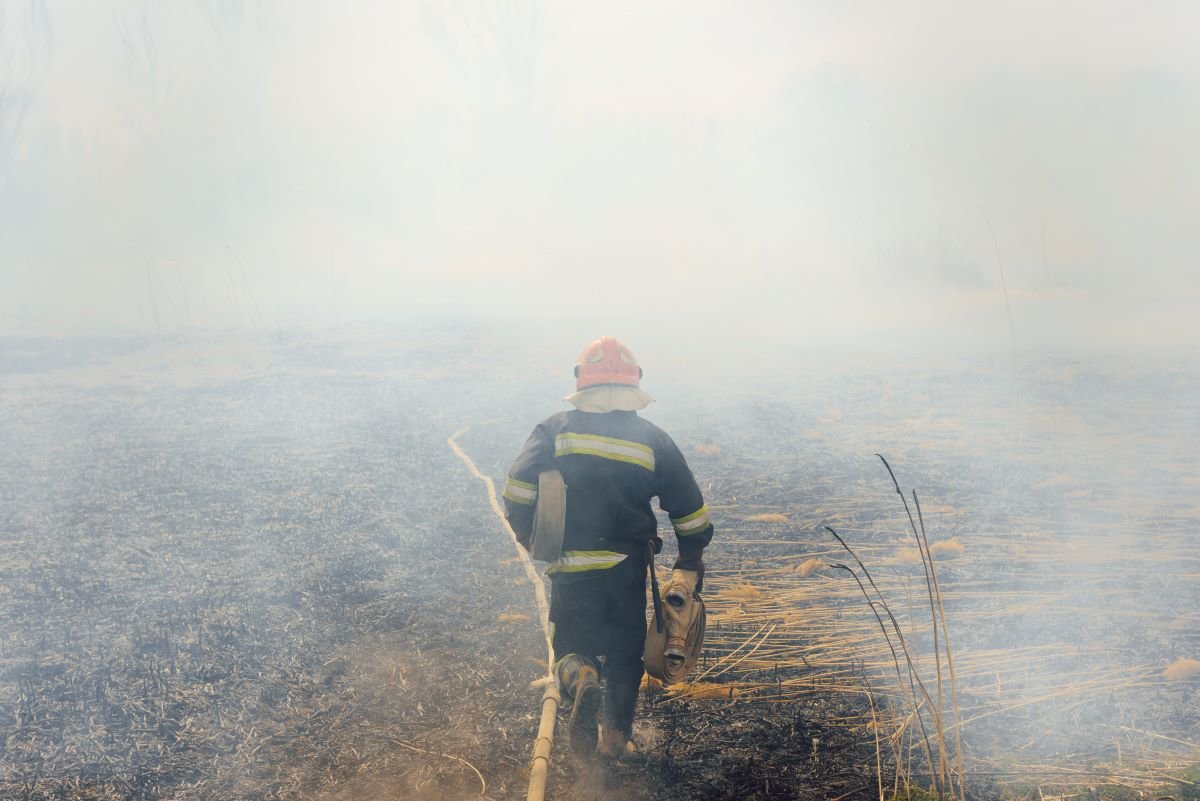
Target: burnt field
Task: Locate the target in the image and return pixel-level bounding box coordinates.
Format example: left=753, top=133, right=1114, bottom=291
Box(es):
left=1, top=327, right=1198, bottom=801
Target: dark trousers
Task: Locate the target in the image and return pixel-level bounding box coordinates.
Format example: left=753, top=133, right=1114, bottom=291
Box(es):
left=550, top=555, right=647, bottom=735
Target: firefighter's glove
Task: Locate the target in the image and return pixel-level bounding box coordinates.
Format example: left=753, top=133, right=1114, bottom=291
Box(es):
left=671, top=555, right=704, bottom=592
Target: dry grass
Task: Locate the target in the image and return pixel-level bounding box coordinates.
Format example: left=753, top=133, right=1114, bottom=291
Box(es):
left=794, top=557, right=825, bottom=577
left=898, top=540, right=964, bottom=562
left=747, top=512, right=791, bottom=523
left=496, top=612, right=530, bottom=623
left=1163, top=657, right=1200, bottom=681
left=695, top=442, right=722, bottom=457
left=929, top=538, right=966, bottom=560
left=666, top=681, right=740, bottom=700
left=719, top=582, right=765, bottom=601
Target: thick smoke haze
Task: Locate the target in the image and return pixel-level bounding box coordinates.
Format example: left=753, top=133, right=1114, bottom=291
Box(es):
left=2, top=6, right=1199, bottom=798
left=2, top=1, right=1199, bottom=352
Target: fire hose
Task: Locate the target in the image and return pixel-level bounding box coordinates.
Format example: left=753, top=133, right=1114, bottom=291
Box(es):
left=447, top=430, right=558, bottom=801
left=644, top=565, right=707, bottom=684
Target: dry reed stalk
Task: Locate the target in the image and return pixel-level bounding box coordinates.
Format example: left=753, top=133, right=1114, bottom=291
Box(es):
left=708, top=624, right=778, bottom=679
left=877, top=455, right=952, bottom=799
left=1115, top=725, right=1200, bottom=750
left=914, top=490, right=967, bottom=801
left=391, top=739, right=486, bottom=796
left=695, top=622, right=772, bottom=681
left=863, top=670, right=886, bottom=801
left=826, top=539, right=940, bottom=797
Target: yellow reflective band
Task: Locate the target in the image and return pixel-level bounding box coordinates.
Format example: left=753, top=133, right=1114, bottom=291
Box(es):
left=671, top=503, right=710, bottom=536
left=554, top=433, right=655, bottom=472
left=502, top=477, right=538, bottom=505
left=545, top=550, right=629, bottom=574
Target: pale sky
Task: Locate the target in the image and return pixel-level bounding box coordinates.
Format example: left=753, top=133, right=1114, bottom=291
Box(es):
left=2, top=1, right=1198, bottom=352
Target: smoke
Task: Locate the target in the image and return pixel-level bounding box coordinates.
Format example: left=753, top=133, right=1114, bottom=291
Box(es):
left=1, top=5, right=1198, bottom=793
left=0, top=1, right=1197, bottom=352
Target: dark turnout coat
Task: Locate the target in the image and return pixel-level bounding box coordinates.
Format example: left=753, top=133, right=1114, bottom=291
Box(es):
left=503, top=409, right=713, bottom=579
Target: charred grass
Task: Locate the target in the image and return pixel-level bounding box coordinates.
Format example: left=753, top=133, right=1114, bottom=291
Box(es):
left=2, top=336, right=1198, bottom=800
left=0, top=336, right=546, bottom=800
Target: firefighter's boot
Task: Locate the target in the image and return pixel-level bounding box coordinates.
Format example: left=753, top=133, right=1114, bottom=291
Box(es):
left=598, top=680, right=641, bottom=760
left=556, top=654, right=602, bottom=760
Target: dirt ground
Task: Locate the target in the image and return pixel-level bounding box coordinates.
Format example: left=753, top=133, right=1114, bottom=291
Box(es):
left=1, top=327, right=1197, bottom=800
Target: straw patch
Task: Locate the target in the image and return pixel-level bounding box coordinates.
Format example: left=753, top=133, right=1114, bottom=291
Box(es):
left=898, top=540, right=964, bottom=562
left=640, top=674, right=663, bottom=691
left=497, top=612, right=530, bottom=623
left=794, top=557, right=825, bottom=577
left=1163, top=657, right=1200, bottom=682
left=667, top=682, right=739, bottom=700
left=746, top=513, right=790, bottom=523
left=719, top=583, right=764, bottom=601
left=929, top=539, right=965, bottom=560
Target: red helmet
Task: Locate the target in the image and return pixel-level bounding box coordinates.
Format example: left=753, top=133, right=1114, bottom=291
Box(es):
left=574, top=336, right=642, bottom=390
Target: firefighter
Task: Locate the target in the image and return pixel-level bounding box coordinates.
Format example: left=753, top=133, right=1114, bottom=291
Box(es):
left=502, top=336, right=714, bottom=760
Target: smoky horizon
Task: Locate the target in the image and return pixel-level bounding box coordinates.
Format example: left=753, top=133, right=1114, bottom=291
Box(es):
left=2, top=1, right=1199, bottom=351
